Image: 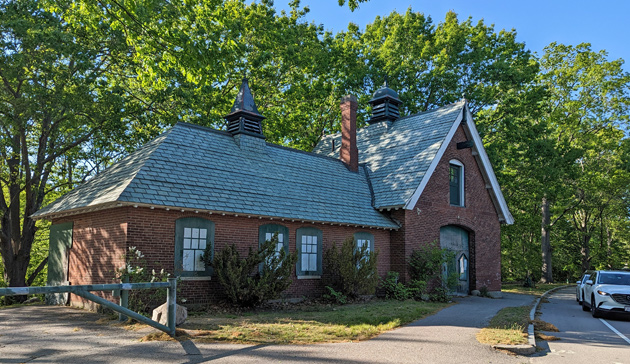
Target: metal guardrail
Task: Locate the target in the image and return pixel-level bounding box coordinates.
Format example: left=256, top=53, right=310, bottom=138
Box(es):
left=0, top=278, right=177, bottom=337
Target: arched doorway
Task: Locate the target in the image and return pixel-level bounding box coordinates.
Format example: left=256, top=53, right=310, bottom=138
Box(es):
left=440, top=225, right=470, bottom=295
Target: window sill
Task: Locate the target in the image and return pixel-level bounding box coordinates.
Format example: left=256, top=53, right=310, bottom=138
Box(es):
left=179, top=276, right=212, bottom=281
left=297, top=275, right=321, bottom=280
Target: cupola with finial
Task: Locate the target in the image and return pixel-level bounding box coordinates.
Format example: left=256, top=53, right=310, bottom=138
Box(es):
left=368, top=77, right=402, bottom=124
left=225, top=78, right=265, bottom=139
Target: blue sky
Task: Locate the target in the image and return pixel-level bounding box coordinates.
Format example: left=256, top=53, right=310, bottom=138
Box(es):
left=275, top=0, right=629, bottom=71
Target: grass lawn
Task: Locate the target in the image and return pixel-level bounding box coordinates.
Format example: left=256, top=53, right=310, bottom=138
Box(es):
left=147, top=300, right=451, bottom=344
left=501, top=283, right=569, bottom=296
left=476, top=305, right=531, bottom=345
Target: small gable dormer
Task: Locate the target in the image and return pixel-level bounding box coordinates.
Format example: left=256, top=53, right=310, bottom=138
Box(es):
left=368, top=79, right=402, bottom=124
left=225, top=78, right=265, bottom=139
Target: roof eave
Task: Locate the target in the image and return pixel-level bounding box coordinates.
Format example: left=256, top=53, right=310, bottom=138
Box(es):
left=33, top=201, right=401, bottom=230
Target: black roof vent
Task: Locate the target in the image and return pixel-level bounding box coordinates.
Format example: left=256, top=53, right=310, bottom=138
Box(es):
left=368, top=78, right=402, bottom=124
left=225, top=78, right=265, bottom=138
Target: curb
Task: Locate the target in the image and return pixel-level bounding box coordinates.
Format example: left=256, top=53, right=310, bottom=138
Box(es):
left=493, top=285, right=572, bottom=356
left=526, top=285, right=572, bottom=353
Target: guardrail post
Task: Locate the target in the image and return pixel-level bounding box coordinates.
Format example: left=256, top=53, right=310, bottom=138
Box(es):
left=119, top=276, right=129, bottom=322
left=166, top=278, right=177, bottom=337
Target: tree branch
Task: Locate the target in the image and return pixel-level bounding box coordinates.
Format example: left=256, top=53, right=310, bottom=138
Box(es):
left=26, top=256, right=48, bottom=286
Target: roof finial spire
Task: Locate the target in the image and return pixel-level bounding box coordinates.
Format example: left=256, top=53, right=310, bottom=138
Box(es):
left=383, top=75, right=389, bottom=88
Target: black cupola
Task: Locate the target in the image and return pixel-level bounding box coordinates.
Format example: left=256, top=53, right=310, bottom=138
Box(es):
left=368, top=78, right=402, bottom=124
left=225, top=78, right=265, bottom=138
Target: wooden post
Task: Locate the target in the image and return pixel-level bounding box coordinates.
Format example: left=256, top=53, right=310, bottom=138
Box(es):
left=166, top=278, right=177, bottom=337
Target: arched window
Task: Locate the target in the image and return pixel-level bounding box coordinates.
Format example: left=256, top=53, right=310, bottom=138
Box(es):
left=174, top=217, right=214, bottom=278
left=449, top=159, right=465, bottom=207
left=458, top=254, right=468, bottom=280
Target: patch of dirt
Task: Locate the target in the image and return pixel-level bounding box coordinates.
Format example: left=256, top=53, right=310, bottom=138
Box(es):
left=533, top=319, right=559, bottom=332
left=536, top=333, right=560, bottom=341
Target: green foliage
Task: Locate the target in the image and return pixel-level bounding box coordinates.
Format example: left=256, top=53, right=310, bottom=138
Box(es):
left=380, top=272, right=412, bottom=301
left=479, top=285, right=490, bottom=298
left=114, top=247, right=172, bottom=315
left=408, top=242, right=448, bottom=282
left=211, top=235, right=298, bottom=307
left=323, top=237, right=379, bottom=299
left=322, top=286, right=348, bottom=305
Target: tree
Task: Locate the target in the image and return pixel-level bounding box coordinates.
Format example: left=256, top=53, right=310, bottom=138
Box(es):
left=535, top=43, right=630, bottom=282
left=0, top=0, right=134, bottom=296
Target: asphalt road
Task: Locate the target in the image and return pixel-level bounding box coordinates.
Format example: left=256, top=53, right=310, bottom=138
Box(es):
left=0, top=293, right=536, bottom=364
left=531, top=286, right=630, bottom=364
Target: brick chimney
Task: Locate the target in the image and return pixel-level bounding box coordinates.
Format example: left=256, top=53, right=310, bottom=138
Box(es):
left=340, top=95, right=358, bottom=172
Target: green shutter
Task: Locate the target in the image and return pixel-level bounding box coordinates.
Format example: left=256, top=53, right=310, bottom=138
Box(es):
left=296, top=227, right=323, bottom=276
left=258, top=224, right=289, bottom=253
left=48, top=222, right=73, bottom=287
left=47, top=222, right=73, bottom=305
left=174, top=217, right=214, bottom=277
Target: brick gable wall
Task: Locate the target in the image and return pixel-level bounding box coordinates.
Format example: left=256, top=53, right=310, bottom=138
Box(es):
left=395, top=125, right=502, bottom=291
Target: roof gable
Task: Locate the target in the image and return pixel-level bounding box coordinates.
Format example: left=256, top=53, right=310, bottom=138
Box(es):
left=313, top=101, right=513, bottom=224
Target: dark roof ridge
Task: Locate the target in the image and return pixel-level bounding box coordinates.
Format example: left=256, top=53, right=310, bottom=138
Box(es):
left=319, top=100, right=465, bottom=141
left=176, top=121, right=351, bottom=166
left=392, top=100, right=465, bottom=123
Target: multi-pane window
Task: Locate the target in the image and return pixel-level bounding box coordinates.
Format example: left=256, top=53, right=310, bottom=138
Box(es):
left=301, top=235, right=318, bottom=272
left=182, top=227, right=208, bottom=272
left=259, top=224, right=289, bottom=271
left=175, top=218, right=214, bottom=277
left=266, top=232, right=284, bottom=255
left=354, top=232, right=375, bottom=267
left=449, top=161, right=464, bottom=206
left=296, top=227, right=322, bottom=277
left=356, top=238, right=371, bottom=253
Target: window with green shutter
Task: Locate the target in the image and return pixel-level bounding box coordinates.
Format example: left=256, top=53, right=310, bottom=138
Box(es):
left=296, top=227, right=323, bottom=278
left=174, top=217, right=214, bottom=278
left=354, top=232, right=374, bottom=253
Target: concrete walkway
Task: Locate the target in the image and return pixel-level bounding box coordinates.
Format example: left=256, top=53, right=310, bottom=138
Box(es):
left=0, top=293, right=535, bottom=364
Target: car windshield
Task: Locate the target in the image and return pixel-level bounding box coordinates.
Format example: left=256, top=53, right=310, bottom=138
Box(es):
left=598, top=273, right=630, bottom=285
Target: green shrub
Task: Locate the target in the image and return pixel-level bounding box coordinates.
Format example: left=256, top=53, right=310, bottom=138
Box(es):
left=408, top=241, right=447, bottom=282
left=114, top=246, right=172, bottom=315
left=209, top=235, right=297, bottom=307
left=380, top=272, right=413, bottom=300
left=323, top=237, right=379, bottom=299
left=322, top=286, right=348, bottom=304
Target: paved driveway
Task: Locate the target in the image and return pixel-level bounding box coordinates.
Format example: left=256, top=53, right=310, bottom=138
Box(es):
left=0, top=293, right=534, bottom=364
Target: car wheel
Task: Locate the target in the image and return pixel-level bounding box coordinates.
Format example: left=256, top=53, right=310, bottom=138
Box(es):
left=591, top=296, right=601, bottom=318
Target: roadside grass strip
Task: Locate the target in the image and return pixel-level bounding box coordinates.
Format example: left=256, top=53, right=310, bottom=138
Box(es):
left=476, top=306, right=530, bottom=345
left=141, top=300, right=450, bottom=344
left=501, top=283, right=568, bottom=296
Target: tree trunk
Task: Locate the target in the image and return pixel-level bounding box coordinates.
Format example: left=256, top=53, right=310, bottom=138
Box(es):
left=580, top=234, right=591, bottom=273
left=540, top=196, right=553, bottom=283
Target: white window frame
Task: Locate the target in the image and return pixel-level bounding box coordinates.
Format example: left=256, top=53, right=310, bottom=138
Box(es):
left=449, top=159, right=465, bottom=207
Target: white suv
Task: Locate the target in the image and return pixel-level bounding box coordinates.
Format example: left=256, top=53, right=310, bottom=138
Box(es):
left=582, top=270, right=630, bottom=318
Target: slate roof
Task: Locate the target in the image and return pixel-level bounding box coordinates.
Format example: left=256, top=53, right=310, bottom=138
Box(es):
left=33, top=123, right=399, bottom=229
left=313, top=101, right=465, bottom=209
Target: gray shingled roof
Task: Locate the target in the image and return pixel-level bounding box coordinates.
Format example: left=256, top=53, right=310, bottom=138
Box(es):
left=34, top=123, right=398, bottom=229
left=313, top=101, right=465, bottom=209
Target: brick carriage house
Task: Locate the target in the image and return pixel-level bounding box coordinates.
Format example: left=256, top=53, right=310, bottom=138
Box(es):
left=33, top=79, right=513, bottom=307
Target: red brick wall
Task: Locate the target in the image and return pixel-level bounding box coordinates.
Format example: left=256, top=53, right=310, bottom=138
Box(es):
left=59, top=207, right=392, bottom=305
left=53, top=209, right=128, bottom=309
left=400, top=126, right=502, bottom=291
